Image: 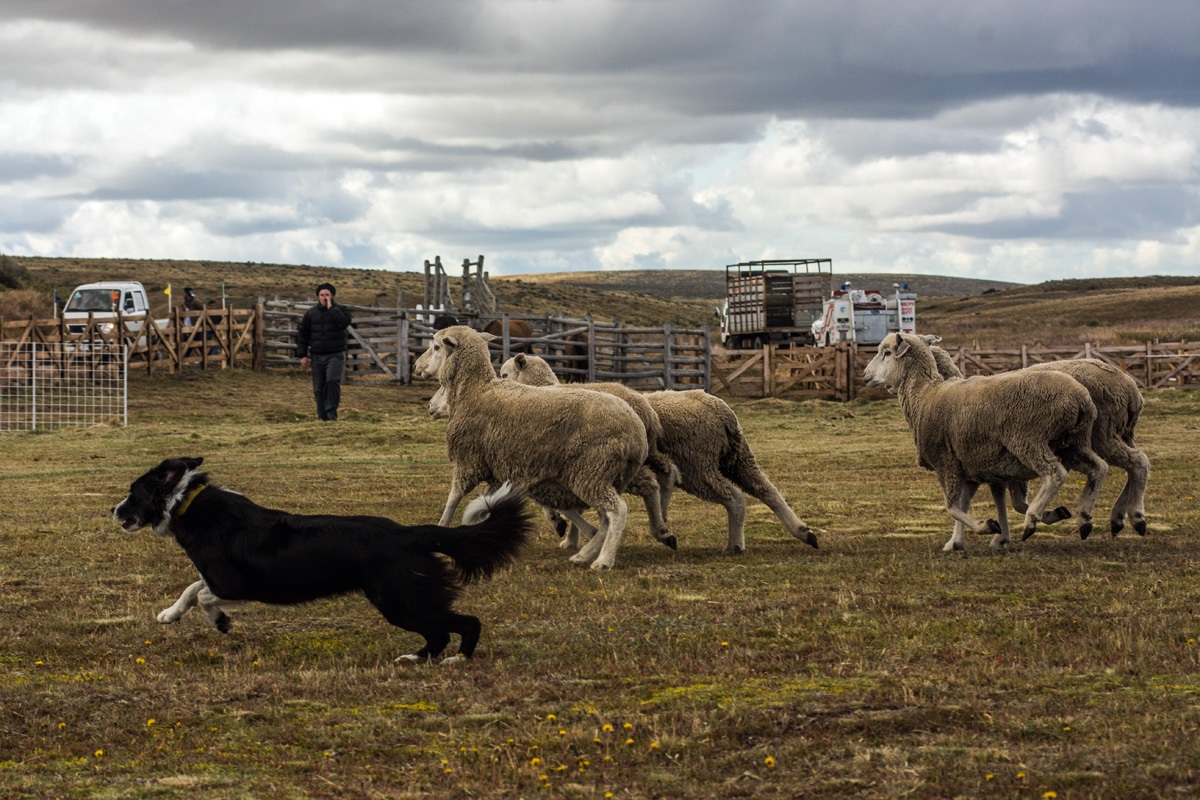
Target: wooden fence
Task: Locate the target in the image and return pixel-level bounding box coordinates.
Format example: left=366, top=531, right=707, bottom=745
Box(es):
left=263, top=302, right=711, bottom=390
left=714, top=340, right=1200, bottom=400
left=0, top=306, right=263, bottom=374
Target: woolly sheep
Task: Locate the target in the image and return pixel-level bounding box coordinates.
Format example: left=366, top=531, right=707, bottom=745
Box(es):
left=414, top=326, right=648, bottom=570
left=499, top=353, right=680, bottom=550
left=928, top=340, right=1150, bottom=539
left=498, top=354, right=818, bottom=555
left=864, top=332, right=1108, bottom=551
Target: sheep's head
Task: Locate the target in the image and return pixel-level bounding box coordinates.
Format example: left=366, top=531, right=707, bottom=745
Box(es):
left=498, top=353, right=528, bottom=380
left=428, top=386, right=451, bottom=420
left=499, top=353, right=558, bottom=386
left=863, top=333, right=922, bottom=391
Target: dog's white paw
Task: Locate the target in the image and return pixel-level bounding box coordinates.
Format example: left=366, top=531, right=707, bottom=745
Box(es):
left=394, top=653, right=425, bottom=664
left=157, top=608, right=183, bottom=624
left=440, top=655, right=468, bottom=665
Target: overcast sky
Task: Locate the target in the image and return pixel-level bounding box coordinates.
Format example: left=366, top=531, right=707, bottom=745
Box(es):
left=2, top=1, right=1198, bottom=282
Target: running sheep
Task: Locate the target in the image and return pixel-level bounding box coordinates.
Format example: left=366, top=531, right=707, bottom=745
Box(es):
left=499, top=353, right=680, bottom=551
left=864, top=332, right=1108, bottom=552
left=499, top=353, right=818, bottom=555
left=928, top=339, right=1150, bottom=541
left=414, top=326, right=647, bottom=570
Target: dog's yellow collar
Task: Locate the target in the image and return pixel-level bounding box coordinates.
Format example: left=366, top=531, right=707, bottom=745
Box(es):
left=175, top=485, right=206, bottom=520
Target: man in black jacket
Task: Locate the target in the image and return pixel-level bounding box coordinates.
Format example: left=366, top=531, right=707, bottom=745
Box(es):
left=296, top=282, right=352, bottom=421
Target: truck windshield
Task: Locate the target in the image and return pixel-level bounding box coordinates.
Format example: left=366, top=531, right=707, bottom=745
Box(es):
left=64, top=289, right=121, bottom=312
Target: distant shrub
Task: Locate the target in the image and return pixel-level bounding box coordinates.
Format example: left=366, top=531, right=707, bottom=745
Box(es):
left=0, top=254, right=30, bottom=289
left=0, top=288, right=52, bottom=320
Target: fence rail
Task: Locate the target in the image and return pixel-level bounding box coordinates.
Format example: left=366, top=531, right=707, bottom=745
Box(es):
left=0, top=306, right=263, bottom=373
left=714, top=340, right=1200, bottom=400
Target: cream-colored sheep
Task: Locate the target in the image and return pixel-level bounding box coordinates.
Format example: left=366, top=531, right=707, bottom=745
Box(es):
left=928, top=339, right=1149, bottom=541
left=865, top=333, right=1108, bottom=551
left=498, top=354, right=818, bottom=555
left=498, top=353, right=679, bottom=550
left=414, top=326, right=648, bottom=570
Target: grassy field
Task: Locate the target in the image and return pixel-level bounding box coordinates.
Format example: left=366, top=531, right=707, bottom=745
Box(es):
left=2, top=369, right=1199, bottom=798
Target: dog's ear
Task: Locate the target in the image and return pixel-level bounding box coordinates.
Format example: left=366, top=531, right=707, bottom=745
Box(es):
left=157, top=457, right=202, bottom=488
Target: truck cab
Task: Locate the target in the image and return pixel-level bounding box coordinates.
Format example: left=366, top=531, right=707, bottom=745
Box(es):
left=62, top=281, right=152, bottom=335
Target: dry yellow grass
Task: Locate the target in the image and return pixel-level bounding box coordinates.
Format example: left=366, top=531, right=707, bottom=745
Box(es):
left=1, top=369, right=1198, bottom=797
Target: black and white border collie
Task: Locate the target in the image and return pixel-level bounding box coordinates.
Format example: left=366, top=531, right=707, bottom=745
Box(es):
left=112, top=457, right=531, bottom=663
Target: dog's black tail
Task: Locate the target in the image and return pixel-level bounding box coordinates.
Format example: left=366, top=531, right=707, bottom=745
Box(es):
left=433, top=484, right=533, bottom=584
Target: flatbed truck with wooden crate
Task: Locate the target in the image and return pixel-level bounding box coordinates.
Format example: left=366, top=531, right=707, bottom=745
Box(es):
left=719, top=259, right=832, bottom=349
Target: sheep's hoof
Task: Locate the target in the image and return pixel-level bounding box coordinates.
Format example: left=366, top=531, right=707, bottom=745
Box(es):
left=723, top=545, right=746, bottom=556
left=554, top=518, right=569, bottom=537
left=213, top=613, right=231, bottom=634
left=803, top=530, right=819, bottom=549
left=988, top=535, right=1008, bottom=551
left=1110, top=519, right=1125, bottom=536
left=942, top=539, right=963, bottom=553
left=1133, top=518, right=1148, bottom=536
left=589, top=560, right=613, bottom=571
left=1079, top=521, right=1093, bottom=540
left=659, top=534, right=678, bottom=551
left=1021, top=526, right=1037, bottom=541
left=1044, top=506, right=1072, bottom=524
left=985, top=519, right=1002, bottom=535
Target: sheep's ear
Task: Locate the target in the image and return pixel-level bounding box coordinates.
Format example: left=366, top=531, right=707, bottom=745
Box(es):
left=479, top=332, right=499, bottom=343
left=515, top=353, right=527, bottom=369
left=441, top=333, right=459, bottom=351
left=920, top=334, right=942, bottom=346
left=893, top=337, right=911, bottom=359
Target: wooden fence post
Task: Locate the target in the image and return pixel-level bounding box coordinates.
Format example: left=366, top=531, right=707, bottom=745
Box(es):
left=253, top=303, right=265, bottom=371
left=662, top=322, right=674, bottom=389
left=399, top=314, right=410, bottom=384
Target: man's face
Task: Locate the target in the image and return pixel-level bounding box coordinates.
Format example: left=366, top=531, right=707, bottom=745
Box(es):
left=318, top=289, right=333, bottom=306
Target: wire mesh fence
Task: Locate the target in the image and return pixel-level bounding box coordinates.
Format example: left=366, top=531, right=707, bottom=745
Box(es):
left=0, top=342, right=127, bottom=431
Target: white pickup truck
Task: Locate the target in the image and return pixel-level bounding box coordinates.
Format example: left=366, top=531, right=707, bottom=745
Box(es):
left=61, top=281, right=158, bottom=336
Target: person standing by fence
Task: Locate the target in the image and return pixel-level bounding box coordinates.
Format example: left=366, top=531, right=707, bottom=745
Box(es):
left=296, top=282, right=352, bottom=421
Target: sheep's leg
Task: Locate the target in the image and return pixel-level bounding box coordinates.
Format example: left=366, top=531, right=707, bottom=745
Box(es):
left=658, top=467, right=677, bottom=530
left=560, top=509, right=597, bottom=550
left=1062, top=448, right=1108, bottom=540
left=942, top=481, right=980, bottom=552
left=1107, top=444, right=1150, bottom=536
left=1019, top=463, right=1069, bottom=541
left=570, top=491, right=627, bottom=570
left=438, top=471, right=480, bottom=527
left=987, top=483, right=1011, bottom=550
left=1008, top=480, right=1071, bottom=525
left=629, top=468, right=676, bottom=550
left=941, top=476, right=1000, bottom=546
left=590, top=497, right=630, bottom=571
left=753, top=483, right=817, bottom=549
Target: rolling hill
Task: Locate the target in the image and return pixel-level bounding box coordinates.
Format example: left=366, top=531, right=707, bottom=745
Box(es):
left=3, top=255, right=1198, bottom=346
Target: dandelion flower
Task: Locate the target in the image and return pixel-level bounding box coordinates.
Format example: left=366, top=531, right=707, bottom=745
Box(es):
left=650, top=742, right=660, bottom=750
left=1017, top=772, right=1026, bottom=780
left=135, top=657, right=146, bottom=664
left=625, top=738, right=635, bottom=746
left=146, top=719, right=156, bottom=727
left=531, top=757, right=543, bottom=767
left=94, top=750, right=103, bottom=758
left=35, top=660, right=44, bottom=666
left=559, top=730, right=566, bottom=736
left=765, top=756, right=776, bottom=768
left=602, top=723, right=614, bottom=732
left=720, top=641, right=729, bottom=647
left=623, top=722, right=633, bottom=730
left=985, top=774, right=994, bottom=781
left=546, top=714, right=557, bottom=722
left=1043, top=793, right=1057, bottom=799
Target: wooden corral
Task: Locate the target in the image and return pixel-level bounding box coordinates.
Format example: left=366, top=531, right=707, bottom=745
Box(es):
left=0, top=306, right=262, bottom=374
left=262, top=302, right=711, bottom=390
